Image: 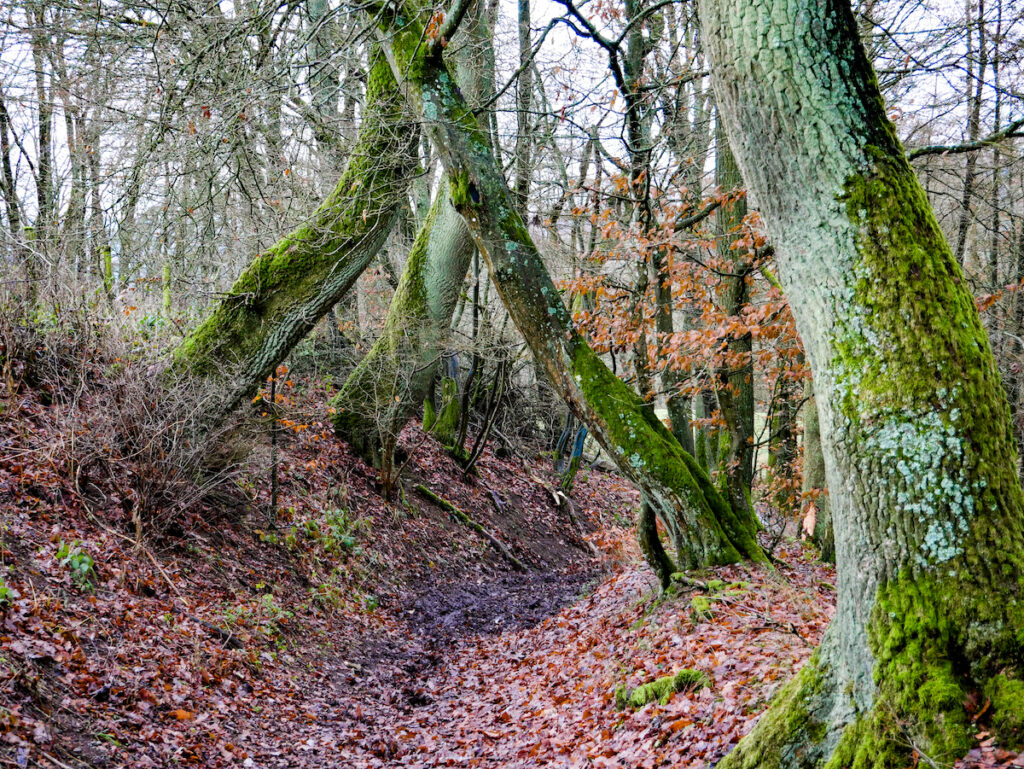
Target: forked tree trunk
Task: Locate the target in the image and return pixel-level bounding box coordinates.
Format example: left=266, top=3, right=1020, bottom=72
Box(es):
left=702, top=0, right=1024, bottom=765
left=172, top=50, right=417, bottom=416
left=329, top=193, right=475, bottom=465
left=374, top=2, right=766, bottom=571
left=330, top=5, right=494, bottom=465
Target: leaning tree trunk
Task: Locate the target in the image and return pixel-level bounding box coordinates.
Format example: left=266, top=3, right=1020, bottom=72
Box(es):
left=374, top=1, right=766, bottom=571
left=329, top=192, right=475, bottom=465
left=701, top=0, right=1024, bottom=766
left=172, top=49, right=417, bottom=417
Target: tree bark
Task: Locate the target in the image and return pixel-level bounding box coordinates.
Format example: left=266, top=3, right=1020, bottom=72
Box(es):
left=513, top=0, right=533, bottom=213
left=375, top=2, right=766, bottom=571
left=331, top=1, right=498, bottom=465
left=172, top=50, right=417, bottom=417
left=30, top=12, right=54, bottom=294
left=802, top=380, right=834, bottom=563
left=713, top=124, right=755, bottom=518
left=702, top=0, right=1024, bottom=765
left=953, top=0, right=987, bottom=268
left=652, top=245, right=694, bottom=453
left=766, top=364, right=801, bottom=514
left=330, top=192, right=475, bottom=465
left=0, top=87, right=25, bottom=275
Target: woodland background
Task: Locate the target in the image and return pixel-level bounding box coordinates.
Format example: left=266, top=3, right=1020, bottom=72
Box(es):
left=1, top=0, right=1024, bottom=766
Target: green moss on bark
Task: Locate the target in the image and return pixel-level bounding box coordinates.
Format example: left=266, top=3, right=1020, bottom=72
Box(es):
left=988, top=676, right=1024, bottom=740
left=808, top=150, right=1024, bottom=768
left=822, top=577, right=972, bottom=769
left=637, top=501, right=676, bottom=589
left=422, top=394, right=437, bottom=431
left=569, top=341, right=763, bottom=568
left=329, top=200, right=441, bottom=462
left=836, top=153, right=1021, bottom=568
left=718, top=652, right=829, bottom=769
left=374, top=0, right=766, bottom=573
left=173, top=49, right=416, bottom=409
left=431, top=376, right=461, bottom=448
left=699, top=0, right=1024, bottom=766
left=821, top=571, right=1024, bottom=769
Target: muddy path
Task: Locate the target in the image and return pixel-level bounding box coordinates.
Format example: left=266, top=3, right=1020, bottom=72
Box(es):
left=238, top=560, right=612, bottom=768
left=242, top=543, right=839, bottom=769
left=401, top=565, right=604, bottom=639
left=332, top=562, right=607, bottom=707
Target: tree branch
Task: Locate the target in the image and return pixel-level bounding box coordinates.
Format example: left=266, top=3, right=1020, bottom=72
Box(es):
left=907, top=118, right=1024, bottom=160
left=671, top=198, right=721, bottom=230
left=433, top=0, right=473, bottom=51
left=550, top=0, right=628, bottom=96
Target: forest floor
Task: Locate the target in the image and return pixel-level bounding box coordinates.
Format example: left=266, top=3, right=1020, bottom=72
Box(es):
left=1, top=330, right=1021, bottom=769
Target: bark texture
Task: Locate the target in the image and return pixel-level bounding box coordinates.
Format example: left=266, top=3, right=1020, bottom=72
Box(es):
left=701, top=0, right=1024, bottom=766
left=713, top=126, right=755, bottom=518
left=375, top=1, right=766, bottom=570
left=803, top=381, right=834, bottom=562
left=172, top=51, right=417, bottom=416
left=331, top=7, right=493, bottom=464
left=329, top=193, right=475, bottom=465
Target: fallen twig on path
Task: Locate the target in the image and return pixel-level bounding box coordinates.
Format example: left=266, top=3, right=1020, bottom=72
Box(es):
left=415, top=484, right=527, bottom=571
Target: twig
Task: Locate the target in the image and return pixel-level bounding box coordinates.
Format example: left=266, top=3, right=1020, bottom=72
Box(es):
left=528, top=473, right=599, bottom=556
left=170, top=606, right=244, bottom=650
left=669, top=573, right=709, bottom=592
left=487, top=489, right=505, bottom=514
left=415, top=484, right=527, bottom=571
left=77, top=495, right=191, bottom=608
left=669, top=574, right=809, bottom=644
left=672, top=198, right=721, bottom=231
left=39, top=752, right=77, bottom=769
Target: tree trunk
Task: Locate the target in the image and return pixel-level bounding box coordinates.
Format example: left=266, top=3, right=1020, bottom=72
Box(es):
left=172, top=50, right=417, bottom=417
left=802, top=380, right=834, bottom=563
left=331, top=1, right=497, bottom=464
left=713, top=124, right=756, bottom=518
left=513, top=0, right=532, bottom=213
left=1008, top=209, right=1024, bottom=463
left=376, top=1, right=766, bottom=571
left=0, top=88, right=26, bottom=276
left=652, top=245, right=694, bottom=453
left=329, top=192, right=475, bottom=465
left=30, top=14, right=54, bottom=294
left=702, top=0, right=1024, bottom=765
left=767, top=367, right=800, bottom=514
left=953, top=0, right=987, bottom=268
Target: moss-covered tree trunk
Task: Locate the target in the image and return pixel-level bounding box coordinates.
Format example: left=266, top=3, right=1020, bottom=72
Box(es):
left=702, top=0, right=1024, bottom=765
left=713, top=125, right=756, bottom=519
left=172, top=50, right=417, bottom=416
left=329, top=193, right=475, bottom=464
left=330, top=6, right=495, bottom=465
left=374, top=1, right=766, bottom=571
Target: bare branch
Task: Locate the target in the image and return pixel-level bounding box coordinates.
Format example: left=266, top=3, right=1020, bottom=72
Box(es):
left=907, top=117, right=1024, bottom=160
